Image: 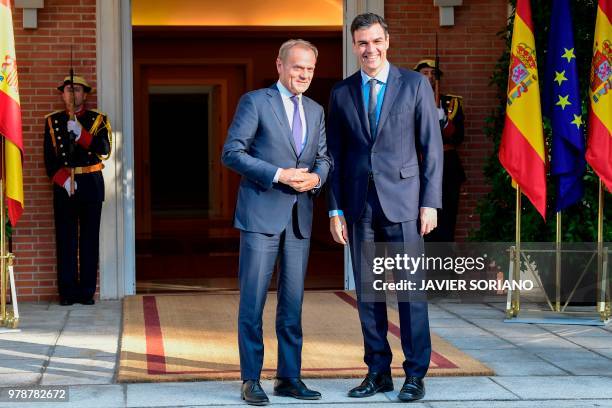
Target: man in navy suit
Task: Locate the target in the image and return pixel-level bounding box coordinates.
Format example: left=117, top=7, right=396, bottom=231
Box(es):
left=222, top=39, right=331, bottom=406
left=327, top=13, right=443, bottom=402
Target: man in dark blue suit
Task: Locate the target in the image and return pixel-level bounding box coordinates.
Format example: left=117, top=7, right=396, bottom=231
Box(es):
left=327, top=14, right=443, bottom=402
left=222, top=39, right=331, bottom=406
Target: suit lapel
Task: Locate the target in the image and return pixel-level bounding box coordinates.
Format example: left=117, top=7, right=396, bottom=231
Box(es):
left=348, top=72, right=372, bottom=141
left=375, top=64, right=402, bottom=140
left=266, top=86, right=298, bottom=157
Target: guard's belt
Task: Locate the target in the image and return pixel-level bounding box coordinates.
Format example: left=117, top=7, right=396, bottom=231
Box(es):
left=73, top=163, right=104, bottom=174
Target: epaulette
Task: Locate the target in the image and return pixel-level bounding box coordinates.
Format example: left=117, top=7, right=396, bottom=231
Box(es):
left=89, top=108, right=107, bottom=117
left=445, top=94, right=463, bottom=99
left=44, top=110, right=63, bottom=119
left=444, top=94, right=463, bottom=121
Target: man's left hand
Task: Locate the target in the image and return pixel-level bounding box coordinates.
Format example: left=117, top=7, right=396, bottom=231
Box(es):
left=419, top=207, right=437, bottom=236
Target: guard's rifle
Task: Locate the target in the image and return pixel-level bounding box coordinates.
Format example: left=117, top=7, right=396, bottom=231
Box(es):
left=434, top=33, right=441, bottom=107
left=67, top=46, right=76, bottom=195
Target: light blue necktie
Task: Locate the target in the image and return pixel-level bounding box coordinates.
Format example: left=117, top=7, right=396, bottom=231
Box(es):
left=368, top=78, right=378, bottom=137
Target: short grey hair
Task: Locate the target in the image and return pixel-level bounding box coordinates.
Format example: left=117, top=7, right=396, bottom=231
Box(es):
left=278, top=39, right=318, bottom=62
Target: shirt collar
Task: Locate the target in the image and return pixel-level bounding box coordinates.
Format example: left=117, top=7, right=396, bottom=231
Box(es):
left=276, top=80, right=301, bottom=102
left=360, top=61, right=390, bottom=86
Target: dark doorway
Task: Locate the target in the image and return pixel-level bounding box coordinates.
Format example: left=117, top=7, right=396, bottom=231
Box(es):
left=149, top=91, right=210, bottom=216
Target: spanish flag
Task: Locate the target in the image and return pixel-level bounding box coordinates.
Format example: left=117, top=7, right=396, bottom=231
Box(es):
left=586, top=0, right=612, bottom=192
left=0, top=0, right=24, bottom=226
left=499, top=0, right=547, bottom=218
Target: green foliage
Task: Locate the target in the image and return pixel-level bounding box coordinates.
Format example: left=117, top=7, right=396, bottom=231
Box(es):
left=2, top=208, right=11, bottom=241
left=471, top=0, right=611, bottom=243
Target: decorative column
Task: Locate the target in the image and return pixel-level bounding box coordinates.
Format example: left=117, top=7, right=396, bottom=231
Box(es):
left=342, top=0, right=384, bottom=289
left=96, top=0, right=136, bottom=298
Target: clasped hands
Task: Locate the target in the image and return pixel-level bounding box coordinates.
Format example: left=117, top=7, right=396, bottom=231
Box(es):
left=278, top=168, right=319, bottom=192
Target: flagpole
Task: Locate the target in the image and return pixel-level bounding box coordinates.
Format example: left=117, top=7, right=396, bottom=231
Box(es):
left=597, top=179, right=606, bottom=319
left=555, top=212, right=562, bottom=312
left=0, top=0, right=23, bottom=329
left=0, top=137, right=6, bottom=325
left=598, top=179, right=604, bottom=245
left=513, top=186, right=521, bottom=316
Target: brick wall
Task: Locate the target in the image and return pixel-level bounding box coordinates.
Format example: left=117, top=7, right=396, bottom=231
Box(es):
left=9, top=0, right=509, bottom=301
left=385, top=0, right=508, bottom=240
left=12, top=0, right=97, bottom=301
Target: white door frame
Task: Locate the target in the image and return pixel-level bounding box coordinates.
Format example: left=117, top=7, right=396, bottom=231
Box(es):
left=96, top=0, right=135, bottom=298
left=342, top=0, right=384, bottom=290
left=95, top=0, right=384, bottom=298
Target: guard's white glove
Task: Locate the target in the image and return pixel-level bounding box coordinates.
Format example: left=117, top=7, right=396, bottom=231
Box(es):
left=63, top=178, right=77, bottom=195
left=437, top=107, right=446, bottom=121
left=437, top=103, right=448, bottom=129
left=67, top=120, right=82, bottom=141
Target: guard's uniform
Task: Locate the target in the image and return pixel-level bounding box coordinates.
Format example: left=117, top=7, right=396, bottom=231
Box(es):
left=428, top=93, right=466, bottom=242
left=43, top=108, right=111, bottom=302
left=414, top=59, right=467, bottom=242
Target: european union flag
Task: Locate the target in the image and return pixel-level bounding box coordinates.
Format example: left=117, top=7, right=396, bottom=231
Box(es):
left=543, top=0, right=586, bottom=212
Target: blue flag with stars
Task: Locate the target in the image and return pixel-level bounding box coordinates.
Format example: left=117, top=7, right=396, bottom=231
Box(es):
left=543, top=0, right=586, bottom=212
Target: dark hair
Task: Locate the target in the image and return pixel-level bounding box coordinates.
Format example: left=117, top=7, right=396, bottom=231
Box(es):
left=350, top=13, right=389, bottom=40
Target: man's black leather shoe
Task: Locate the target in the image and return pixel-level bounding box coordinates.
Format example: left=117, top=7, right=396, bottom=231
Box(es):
left=59, top=298, right=74, bottom=306
left=273, top=378, right=321, bottom=400
left=79, top=298, right=95, bottom=305
left=348, top=372, right=394, bottom=398
left=241, top=380, right=269, bottom=406
left=398, top=376, right=425, bottom=401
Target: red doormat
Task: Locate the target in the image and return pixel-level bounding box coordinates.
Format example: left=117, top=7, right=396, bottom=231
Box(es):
left=117, top=292, right=493, bottom=382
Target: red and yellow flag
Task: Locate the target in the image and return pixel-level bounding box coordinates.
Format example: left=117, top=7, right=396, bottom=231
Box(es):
left=586, top=0, right=612, bottom=191
left=499, top=0, right=547, bottom=218
left=0, top=0, right=24, bottom=226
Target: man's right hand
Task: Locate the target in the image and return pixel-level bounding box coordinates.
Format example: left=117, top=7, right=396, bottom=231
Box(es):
left=67, top=120, right=82, bottom=141
left=330, top=215, right=348, bottom=245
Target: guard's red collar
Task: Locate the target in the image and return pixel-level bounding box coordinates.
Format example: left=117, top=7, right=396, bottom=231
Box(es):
left=65, top=106, right=86, bottom=117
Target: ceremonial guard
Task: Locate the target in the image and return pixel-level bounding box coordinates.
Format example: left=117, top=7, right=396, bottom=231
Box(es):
left=415, top=59, right=466, bottom=242
left=43, top=75, right=111, bottom=305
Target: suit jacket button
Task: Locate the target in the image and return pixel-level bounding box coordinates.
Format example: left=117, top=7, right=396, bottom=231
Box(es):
left=57, top=136, right=62, bottom=140
left=62, top=152, right=66, bottom=156
left=64, top=162, right=68, bottom=165
left=88, top=152, right=92, bottom=155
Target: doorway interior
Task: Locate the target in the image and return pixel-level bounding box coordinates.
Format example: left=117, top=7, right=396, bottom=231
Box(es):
left=132, top=25, right=344, bottom=293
